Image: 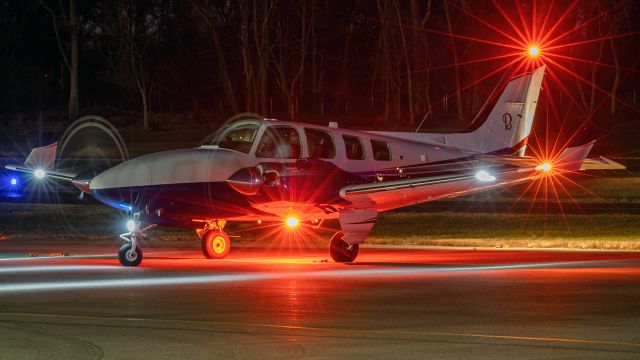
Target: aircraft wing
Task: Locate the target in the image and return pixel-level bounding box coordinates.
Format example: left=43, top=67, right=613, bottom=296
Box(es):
left=476, top=141, right=626, bottom=171
left=339, top=168, right=531, bottom=212
left=339, top=142, right=614, bottom=212
left=476, top=154, right=625, bottom=171
left=5, top=163, right=92, bottom=193
left=5, top=164, right=76, bottom=181
left=578, top=157, right=626, bottom=171
left=4, top=143, right=91, bottom=193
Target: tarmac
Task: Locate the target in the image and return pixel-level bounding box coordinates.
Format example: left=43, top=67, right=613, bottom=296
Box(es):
left=0, top=239, right=639, bottom=359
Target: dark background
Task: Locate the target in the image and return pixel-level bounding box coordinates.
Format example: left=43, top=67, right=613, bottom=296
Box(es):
left=1, top=0, right=639, bottom=154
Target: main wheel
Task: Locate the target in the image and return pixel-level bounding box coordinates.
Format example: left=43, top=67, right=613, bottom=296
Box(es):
left=201, top=230, right=231, bottom=259
left=118, top=243, right=143, bottom=267
left=329, top=231, right=359, bottom=263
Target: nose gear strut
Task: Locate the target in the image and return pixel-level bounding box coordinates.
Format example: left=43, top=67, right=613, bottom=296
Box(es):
left=118, top=212, right=156, bottom=266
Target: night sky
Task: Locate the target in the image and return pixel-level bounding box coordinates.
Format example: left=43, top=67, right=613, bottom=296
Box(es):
left=1, top=0, right=638, bottom=150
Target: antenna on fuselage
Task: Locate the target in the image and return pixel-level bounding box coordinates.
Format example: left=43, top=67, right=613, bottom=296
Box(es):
left=414, top=111, right=431, bottom=133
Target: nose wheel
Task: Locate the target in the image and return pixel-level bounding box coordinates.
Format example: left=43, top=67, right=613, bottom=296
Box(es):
left=118, top=242, right=143, bottom=266
left=118, top=212, right=155, bottom=267
left=330, top=231, right=359, bottom=263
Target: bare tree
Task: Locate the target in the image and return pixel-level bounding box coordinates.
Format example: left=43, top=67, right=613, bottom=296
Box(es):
left=443, top=0, right=464, bottom=120
left=191, top=0, right=239, bottom=115
left=393, top=1, right=414, bottom=123
left=239, top=0, right=254, bottom=112
left=376, top=0, right=395, bottom=124
left=41, top=0, right=80, bottom=120
left=607, top=1, right=631, bottom=116
left=253, top=0, right=273, bottom=114
left=237, top=0, right=273, bottom=114
left=97, top=1, right=160, bottom=130
left=410, top=0, right=432, bottom=120
left=271, top=0, right=314, bottom=120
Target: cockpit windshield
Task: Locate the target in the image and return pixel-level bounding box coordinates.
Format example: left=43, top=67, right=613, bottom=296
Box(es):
left=199, top=119, right=261, bottom=154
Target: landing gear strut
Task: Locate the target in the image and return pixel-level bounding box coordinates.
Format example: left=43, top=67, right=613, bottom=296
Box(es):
left=198, top=220, right=231, bottom=259
left=118, top=212, right=155, bottom=267
left=329, top=231, right=359, bottom=263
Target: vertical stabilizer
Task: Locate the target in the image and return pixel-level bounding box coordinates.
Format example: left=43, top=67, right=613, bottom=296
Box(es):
left=371, top=66, right=546, bottom=157
left=464, top=65, right=545, bottom=156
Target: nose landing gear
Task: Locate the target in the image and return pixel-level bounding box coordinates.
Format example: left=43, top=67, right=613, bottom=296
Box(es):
left=118, top=242, right=143, bottom=267
left=118, top=212, right=155, bottom=266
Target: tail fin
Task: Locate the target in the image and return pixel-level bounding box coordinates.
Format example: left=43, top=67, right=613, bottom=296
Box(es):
left=369, top=66, right=545, bottom=157
left=461, top=65, right=545, bottom=156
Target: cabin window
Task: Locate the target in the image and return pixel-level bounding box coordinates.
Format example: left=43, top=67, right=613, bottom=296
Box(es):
left=305, top=128, right=335, bottom=159
left=215, top=123, right=260, bottom=153
left=256, top=126, right=302, bottom=159
left=200, top=120, right=260, bottom=154
left=343, top=135, right=365, bottom=160
left=371, top=140, right=391, bottom=161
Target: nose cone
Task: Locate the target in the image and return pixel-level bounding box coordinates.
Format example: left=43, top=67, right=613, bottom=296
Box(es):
left=90, top=159, right=152, bottom=190
left=89, top=159, right=152, bottom=210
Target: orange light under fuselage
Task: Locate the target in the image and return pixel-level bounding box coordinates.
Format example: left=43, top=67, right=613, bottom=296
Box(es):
left=285, top=216, right=299, bottom=228
left=535, top=162, right=552, bottom=172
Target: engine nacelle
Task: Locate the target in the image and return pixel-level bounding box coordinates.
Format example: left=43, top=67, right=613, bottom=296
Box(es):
left=227, top=167, right=262, bottom=195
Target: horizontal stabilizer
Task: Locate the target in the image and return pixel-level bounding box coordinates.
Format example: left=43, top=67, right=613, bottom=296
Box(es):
left=24, top=142, right=57, bottom=170
left=477, top=141, right=625, bottom=172
left=550, top=141, right=595, bottom=172
left=579, top=157, right=626, bottom=171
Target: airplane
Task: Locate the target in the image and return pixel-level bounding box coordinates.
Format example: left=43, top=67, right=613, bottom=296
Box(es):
left=5, top=65, right=624, bottom=266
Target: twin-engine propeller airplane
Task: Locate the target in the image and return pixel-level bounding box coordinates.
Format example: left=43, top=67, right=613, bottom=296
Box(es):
left=6, top=65, right=624, bottom=266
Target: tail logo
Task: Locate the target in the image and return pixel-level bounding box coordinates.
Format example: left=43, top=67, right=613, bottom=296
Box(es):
left=502, top=113, right=513, bottom=131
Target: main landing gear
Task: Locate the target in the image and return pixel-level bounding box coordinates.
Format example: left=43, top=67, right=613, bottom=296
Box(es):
left=118, top=213, right=155, bottom=267
left=329, top=231, right=359, bottom=263
left=198, top=220, right=231, bottom=259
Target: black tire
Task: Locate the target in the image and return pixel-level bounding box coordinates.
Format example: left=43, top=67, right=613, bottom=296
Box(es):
left=118, top=243, right=143, bottom=267
left=329, top=231, right=359, bottom=263
left=201, top=230, right=231, bottom=259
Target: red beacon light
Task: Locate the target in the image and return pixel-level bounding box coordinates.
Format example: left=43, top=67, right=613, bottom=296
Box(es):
left=528, top=46, right=540, bottom=57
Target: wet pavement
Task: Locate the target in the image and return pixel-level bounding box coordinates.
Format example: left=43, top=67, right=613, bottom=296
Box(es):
left=0, top=239, right=639, bottom=359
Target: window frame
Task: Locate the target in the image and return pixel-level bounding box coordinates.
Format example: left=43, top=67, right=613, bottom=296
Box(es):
left=304, top=127, right=336, bottom=159
left=216, top=122, right=261, bottom=154
left=370, top=139, right=392, bottom=161
left=199, top=119, right=261, bottom=154
left=254, top=125, right=303, bottom=159
left=342, top=134, right=366, bottom=160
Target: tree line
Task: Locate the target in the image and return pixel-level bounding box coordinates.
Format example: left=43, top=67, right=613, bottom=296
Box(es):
left=0, top=0, right=637, bottom=132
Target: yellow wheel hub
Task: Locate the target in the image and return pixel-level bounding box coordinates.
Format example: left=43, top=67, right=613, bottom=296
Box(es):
left=212, top=235, right=226, bottom=254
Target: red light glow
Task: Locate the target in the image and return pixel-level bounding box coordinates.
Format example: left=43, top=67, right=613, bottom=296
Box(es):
left=285, top=217, right=299, bottom=228
left=535, top=162, right=552, bottom=172
left=389, top=0, right=640, bottom=122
